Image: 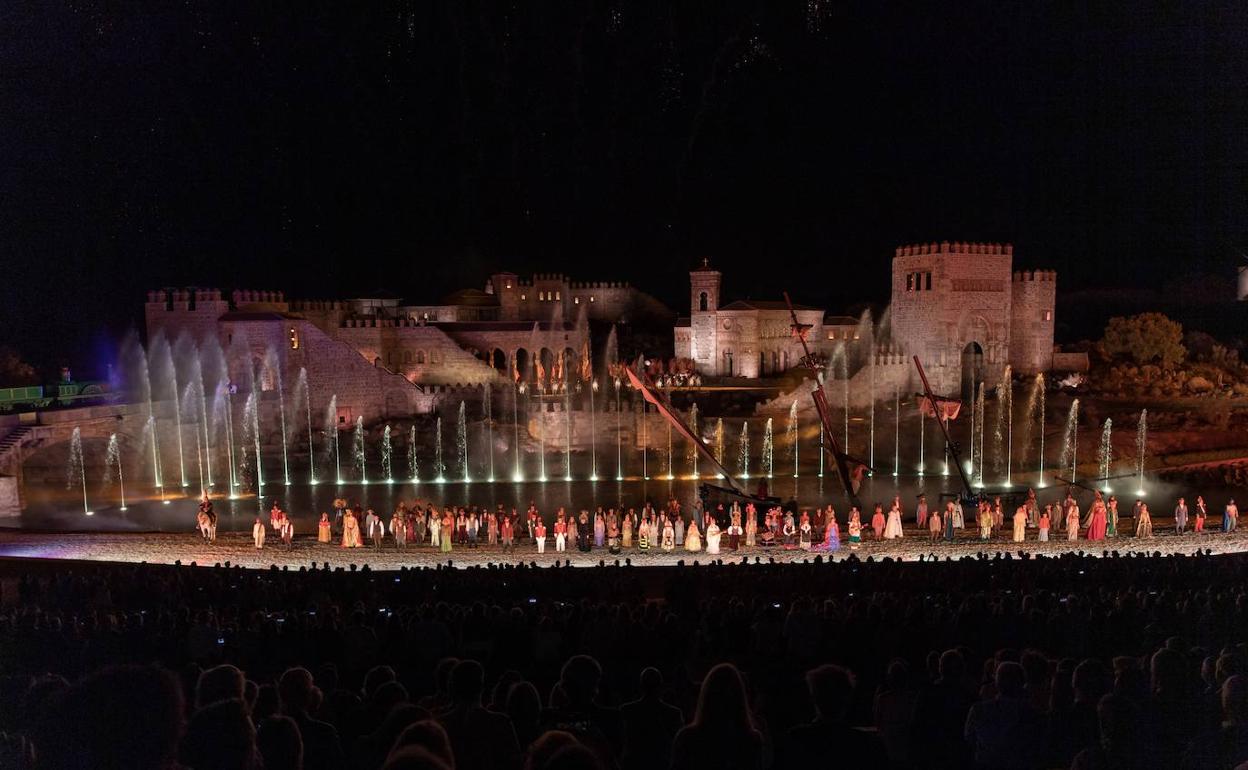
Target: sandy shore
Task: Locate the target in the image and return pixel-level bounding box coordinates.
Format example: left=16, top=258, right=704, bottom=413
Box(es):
left=0, top=527, right=1243, bottom=570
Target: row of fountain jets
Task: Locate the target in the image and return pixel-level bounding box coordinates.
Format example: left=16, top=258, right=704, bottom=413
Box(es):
left=68, top=333, right=1150, bottom=515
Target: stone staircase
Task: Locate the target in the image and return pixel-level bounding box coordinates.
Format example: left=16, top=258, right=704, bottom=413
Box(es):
left=0, top=425, right=31, bottom=457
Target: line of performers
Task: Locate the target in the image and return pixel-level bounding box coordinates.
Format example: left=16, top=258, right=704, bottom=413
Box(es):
left=870, top=489, right=1240, bottom=543
left=245, top=497, right=854, bottom=554
left=235, top=489, right=1240, bottom=553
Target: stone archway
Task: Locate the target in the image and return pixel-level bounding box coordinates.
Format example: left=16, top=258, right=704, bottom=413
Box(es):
left=491, top=349, right=506, bottom=373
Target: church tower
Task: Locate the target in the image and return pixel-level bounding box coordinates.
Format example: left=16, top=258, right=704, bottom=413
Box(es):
left=690, top=258, right=721, bottom=313
left=688, top=258, right=721, bottom=372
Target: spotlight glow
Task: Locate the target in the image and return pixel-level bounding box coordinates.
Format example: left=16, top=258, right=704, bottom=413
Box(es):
left=85, top=510, right=94, bottom=516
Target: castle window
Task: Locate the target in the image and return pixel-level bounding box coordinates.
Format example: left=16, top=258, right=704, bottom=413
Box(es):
left=1043, top=310, right=1052, bottom=321
left=505, top=281, right=512, bottom=289
left=539, top=291, right=545, bottom=301
left=590, top=295, right=595, bottom=302
left=403, top=351, right=411, bottom=363
left=925, top=272, right=932, bottom=290
left=415, top=351, right=426, bottom=364
left=699, top=292, right=709, bottom=311
left=574, top=297, right=580, bottom=304
left=906, top=274, right=915, bottom=292
left=555, top=291, right=560, bottom=301
left=289, top=327, right=299, bottom=350
left=520, top=294, right=526, bottom=300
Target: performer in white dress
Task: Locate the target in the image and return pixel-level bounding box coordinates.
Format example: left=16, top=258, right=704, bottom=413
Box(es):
left=884, top=502, right=904, bottom=539
left=706, top=521, right=722, bottom=554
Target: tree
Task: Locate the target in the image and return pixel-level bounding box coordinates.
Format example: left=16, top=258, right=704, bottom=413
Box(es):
left=1100, top=313, right=1186, bottom=368
left=0, top=346, right=37, bottom=385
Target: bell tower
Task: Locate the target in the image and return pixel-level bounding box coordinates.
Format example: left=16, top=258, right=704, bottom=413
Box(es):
left=690, top=258, right=721, bottom=314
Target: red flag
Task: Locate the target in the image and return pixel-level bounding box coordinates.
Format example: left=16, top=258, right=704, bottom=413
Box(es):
left=919, top=395, right=962, bottom=421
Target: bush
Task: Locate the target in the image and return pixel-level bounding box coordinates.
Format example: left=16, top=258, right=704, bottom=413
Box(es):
left=1101, top=313, right=1186, bottom=369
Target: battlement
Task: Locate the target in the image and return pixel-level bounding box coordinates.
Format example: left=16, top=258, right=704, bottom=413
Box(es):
left=531, top=273, right=567, bottom=282
left=1011, top=270, right=1056, bottom=283
left=289, top=299, right=348, bottom=311
left=569, top=281, right=630, bottom=289
left=894, top=241, right=1013, bottom=257
left=146, top=287, right=224, bottom=306
left=231, top=289, right=286, bottom=305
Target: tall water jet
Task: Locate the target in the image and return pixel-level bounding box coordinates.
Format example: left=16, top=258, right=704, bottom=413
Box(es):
left=640, top=400, right=648, bottom=480
left=687, top=402, right=700, bottom=478
left=1136, top=409, right=1148, bottom=494
left=484, top=385, right=495, bottom=482
left=968, top=382, right=977, bottom=480
left=1019, top=373, right=1046, bottom=487
left=151, top=335, right=187, bottom=487
left=225, top=387, right=238, bottom=489
left=142, top=415, right=164, bottom=495
left=264, top=348, right=290, bottom=486
left=381, top=424, right=393, bottom=482
left=408, top=424, right=419, bottom=482
left=105, top=432, right=126, bottom=510
left=434, top=416, right=446, bottom=482
left=614, top=379, right=622, bottom=480
left=991, top=372, right=1010, bottom=482
left=190, top=356, right=213, bottom=489
left=563, top=387, right=572, bottom=481
left=513, top=384, right=523, bottom=482
left=738, top=421, right=751, bottom=479
left=1098, top=418, right=1113, bottom=492
left=294, top=368, right=316, bottom=484
left=327, top=395, right=342, bottom=485
left=869, top=347, right=876, bottom=472
left=786, top=402, right=799, bottom=478
left=588, top=380, right=598, bottom=480
left=762, top=418, right=774, bottom=478
left=350, top=417, right=366, bottom=483
left=975, top=385, right=987, bottom=486
left=917, top=402, right=925, bottom=475
left=184, top=383, right=205, bottom=496
left=1058, top=399, right=1079, bottom=484
left=892, top=384, right=900, bottom=477
left=458, top=401, right=471, bottom=482
left=714, top=418, right=725, bottom=479
left=69, top=427, right=90, bottom=514
left=665, top=418, right=673, bottom=479
left=535, top=389, right=547, bottom=482
left=241, top=391, right=263, bottom=492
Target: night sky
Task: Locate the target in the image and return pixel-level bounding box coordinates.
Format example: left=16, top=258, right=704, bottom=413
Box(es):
left=3, top=2, right=1247, bottom=374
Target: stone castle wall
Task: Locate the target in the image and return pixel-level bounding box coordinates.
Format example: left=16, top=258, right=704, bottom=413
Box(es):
left=145, top=289, right=230, bottom=345
left=1009, top=270, right=1057, bottom=375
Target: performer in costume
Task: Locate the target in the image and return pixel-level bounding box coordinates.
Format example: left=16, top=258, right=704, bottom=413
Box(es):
left=535, top=518, right=547, bottom=553
left=847, top=511, right=862, bottom=550
left=1195, top=496, right=1207, bottom=532
left=1106, top=495, right=1119, bottom=536
left=1038, top=506, right=1050, bottom=541
left=1174, top=497, right=1188, bottom=534
left=1087, top=499, right=1108, bottom=541
left=684, top=516, right=702, bottom=552
left=429, top=509, right=441, bottom=549
left=577, top=511, right=592, bottom=552
left=318, top=512, right=332, bottom=543
left=978, top=503, right=993, bottom=541
left=798, top=512, right=812, bottom=550
left=782, top=512, right=798, bottom=549
left=1012, top=506, right=1027, bottom=543
left=1136, top=502, right=1154, bottom=538
left=342, top=509, right=361, bottom=548
left=594, top=510, right=606, bottom=548
left=930, top=507, right=943, bottom=542
left=705, top=519, right=721, bottom=554
left=390, top=510, right=407, bottom=550
left=673, top=514, right=685, bottom=547
left=607, top=517, right=620, bottom=554
left=1066, top=503, right=1080, bottom=541
left=744, top=504, right=757, bottom=547
left=952, top=498, right=965, bottom=530
left=554, top=515, right=567, bottom=552
left=280, top=514, right=294, bottom=550
left=884, top=502, right=903, bottom=540
left=1224, top=498, right=1239, bottom=533
left=916, top=494, right=929, bottom=528
left=943, top=501, right=957, bottom=542
left=727, top=509, right=743, bottom=551
left=252, top=517, right=266, bottom=549
left=622, top=510, right=634, bottom=548
left=437, top=510, right=453, bottom=553
left=872, top=505, right=886, bottom=540
left=661, top=517, right=675, bottom=551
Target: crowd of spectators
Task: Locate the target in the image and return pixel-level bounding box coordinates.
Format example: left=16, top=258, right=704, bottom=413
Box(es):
left=0, top=549, right=1246, bottom=769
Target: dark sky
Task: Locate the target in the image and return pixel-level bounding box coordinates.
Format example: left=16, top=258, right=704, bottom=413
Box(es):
left=2, top=1, right=1247, bottom=374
